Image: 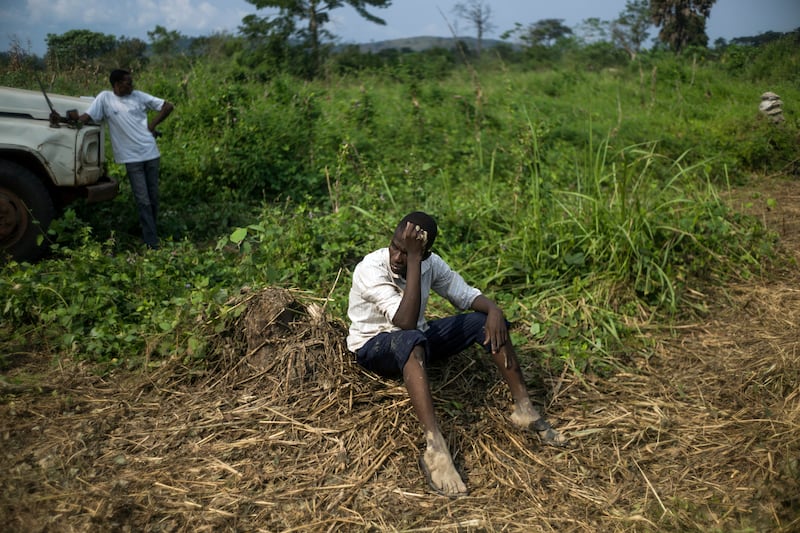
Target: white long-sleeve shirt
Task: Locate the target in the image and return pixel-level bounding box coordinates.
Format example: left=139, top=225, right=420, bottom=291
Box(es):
left=346, top=248, right=481, bottom=352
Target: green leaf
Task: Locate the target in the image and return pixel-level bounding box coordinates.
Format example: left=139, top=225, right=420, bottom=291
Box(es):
left=230, top=227, right=248, bottom=245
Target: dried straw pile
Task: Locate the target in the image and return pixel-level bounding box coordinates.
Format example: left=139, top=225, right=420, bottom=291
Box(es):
left=1, top=179, right=799, bottom=532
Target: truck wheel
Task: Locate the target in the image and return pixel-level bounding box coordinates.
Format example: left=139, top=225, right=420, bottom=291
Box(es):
left=0, top=160, right=55, bottom=262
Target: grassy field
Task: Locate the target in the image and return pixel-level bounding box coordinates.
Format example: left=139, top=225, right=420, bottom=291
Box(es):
left=1, top=36, right=799, bottom=530
left=3, top=44, right=797, bottom=369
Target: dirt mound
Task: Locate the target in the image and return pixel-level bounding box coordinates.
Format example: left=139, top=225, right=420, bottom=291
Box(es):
left=1, top=179, right=799, bottom=531
left=211, top=287, right=352, bottom=398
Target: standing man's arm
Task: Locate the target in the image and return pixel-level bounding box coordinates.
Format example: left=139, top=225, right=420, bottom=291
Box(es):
left=148, top=101, right=173, bottom=136
left=78, top=92, right=104, bottom=125
left=391, top=222, right=428, bottom=330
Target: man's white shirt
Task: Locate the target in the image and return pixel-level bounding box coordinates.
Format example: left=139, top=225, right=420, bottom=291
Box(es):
left=347, top=248, right=481, bottom=352
left=85, top=90, right=165, bottom=163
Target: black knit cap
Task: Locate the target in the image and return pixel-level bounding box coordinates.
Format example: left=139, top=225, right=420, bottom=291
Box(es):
left=397, top=211, right=438, bottom=251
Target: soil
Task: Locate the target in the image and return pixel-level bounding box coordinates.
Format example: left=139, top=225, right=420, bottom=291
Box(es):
left=1, top=177, right=799, bottom=532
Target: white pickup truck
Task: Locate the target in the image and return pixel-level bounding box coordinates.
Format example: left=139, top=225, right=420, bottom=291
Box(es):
left=0, top=86, right=119, bottom=262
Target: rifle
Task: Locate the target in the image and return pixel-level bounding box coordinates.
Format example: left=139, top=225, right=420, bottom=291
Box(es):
left=35, top=72, right=78, bottom=128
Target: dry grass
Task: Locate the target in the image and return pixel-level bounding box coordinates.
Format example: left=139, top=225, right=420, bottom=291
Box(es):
left=1, top=178, right=799, bottom=532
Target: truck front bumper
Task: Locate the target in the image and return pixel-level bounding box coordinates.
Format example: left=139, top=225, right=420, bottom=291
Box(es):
left=85, top=176, right=119, bottom=204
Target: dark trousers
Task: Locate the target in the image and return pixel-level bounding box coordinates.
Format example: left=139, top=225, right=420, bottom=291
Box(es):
left=356, top=312, right=490, bottom=378
left=125, top=158, right=160, bottom=248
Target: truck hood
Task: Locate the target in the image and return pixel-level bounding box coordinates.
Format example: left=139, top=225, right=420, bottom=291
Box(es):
left=0, top=85, right=95, bottom=120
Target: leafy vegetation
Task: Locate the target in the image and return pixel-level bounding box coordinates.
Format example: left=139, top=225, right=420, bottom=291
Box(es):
left=1, top=27, right=797, bottom=375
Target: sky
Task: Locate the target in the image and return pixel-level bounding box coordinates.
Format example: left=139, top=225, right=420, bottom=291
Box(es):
left=1, top=0, right=798, bottom=57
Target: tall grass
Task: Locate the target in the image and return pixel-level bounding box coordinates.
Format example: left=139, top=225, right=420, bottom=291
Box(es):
left=419, top=113, right=770, bottom=372
left=0, top=49, right=787, bottom=372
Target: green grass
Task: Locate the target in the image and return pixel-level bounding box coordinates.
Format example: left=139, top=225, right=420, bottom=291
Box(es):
left=1, top=42, right=795, bottom=372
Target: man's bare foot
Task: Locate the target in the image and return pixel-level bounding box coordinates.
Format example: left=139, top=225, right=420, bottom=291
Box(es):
left=510, top=400, right=541, bottom=427
left=420, top=447, right=467, bottom=497
left=510, top=401, right=570, bottom=448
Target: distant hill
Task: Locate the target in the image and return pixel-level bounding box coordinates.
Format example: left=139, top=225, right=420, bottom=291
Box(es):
left=145, top=34, right=509, bottom=57
left=340, top=36, right=509, bottom=54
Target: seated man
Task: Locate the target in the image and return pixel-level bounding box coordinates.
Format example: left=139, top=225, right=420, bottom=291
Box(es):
left=347, top=211, right=568, bottom=497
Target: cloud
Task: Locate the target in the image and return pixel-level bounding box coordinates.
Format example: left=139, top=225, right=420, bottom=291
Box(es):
left=26, top=0, right=114, bottom=25
left=150, top=0, right=251, bottom=35
left=24, top=0, right=250, bottom=39
left=153, top=0, right=244, bottom=33
left=134, top=0, right=209, bottom=32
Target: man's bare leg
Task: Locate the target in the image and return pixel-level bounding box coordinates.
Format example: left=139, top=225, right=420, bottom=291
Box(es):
left=402, top=345, right=468, bottom=496
left=491, top=343, right=569, bottom=447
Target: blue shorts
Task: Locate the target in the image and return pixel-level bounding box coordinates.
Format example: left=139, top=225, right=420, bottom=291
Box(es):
left=355, top=312, right=492, bottom=378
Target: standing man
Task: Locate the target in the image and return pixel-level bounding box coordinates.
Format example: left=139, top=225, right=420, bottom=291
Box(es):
left=347, top=211, right=569, bottom=497
left=77, top=69, right=173, bottom=249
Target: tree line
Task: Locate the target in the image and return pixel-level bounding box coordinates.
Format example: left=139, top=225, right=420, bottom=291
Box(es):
left=2, top=0, right=797, bottom=80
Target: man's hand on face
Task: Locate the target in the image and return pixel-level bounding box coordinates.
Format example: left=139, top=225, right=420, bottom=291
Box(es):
left=400, top=221, right=428, bottom=259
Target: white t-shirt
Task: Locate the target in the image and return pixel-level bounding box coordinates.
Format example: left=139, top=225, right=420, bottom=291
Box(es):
left=85, top=90, right=165, bottom=163
left=346, top=248, right=481, bottom=352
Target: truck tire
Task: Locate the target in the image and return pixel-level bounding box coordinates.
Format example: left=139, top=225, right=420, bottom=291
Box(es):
left=0, top=160, right=55, bottom=262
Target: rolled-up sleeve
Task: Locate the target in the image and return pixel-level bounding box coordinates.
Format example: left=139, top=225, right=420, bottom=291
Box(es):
left=430, top=256, right=481, bottom=311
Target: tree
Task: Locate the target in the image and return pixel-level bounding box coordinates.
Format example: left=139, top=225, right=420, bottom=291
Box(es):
left=238, top=13, right=298, bottom=75
left=43, top=30, right=148, bottom=77
left=500, top=19, right=573, bottom=66
left=610, top=0, right=651, bottom=60
left=103, top=37, right=148, bottom=71
left=2, top=36, right=38, bottom=72
left=577, top=17, right=610, bottom=45
left=650, top=0, right=716, bottom=53
left=453, top=0, right=494, bottom=57
left=188, top=32, right=239, bottom=61
left=45, top=29, right=117, bottom=70
left=148, top=25, right=183, bottom=56
left=522, top=19, right=573, bottom=47
left=244, top=0, right=392, bottom=78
